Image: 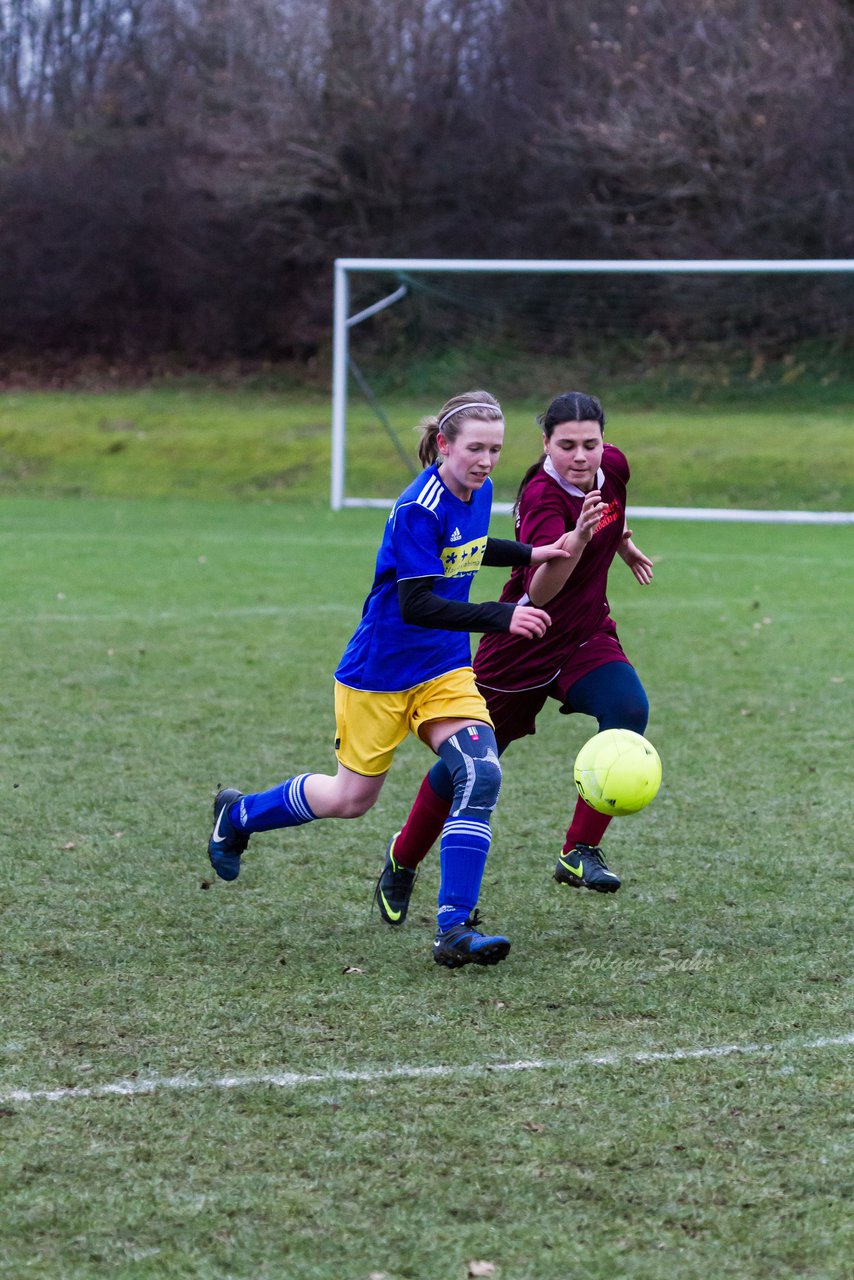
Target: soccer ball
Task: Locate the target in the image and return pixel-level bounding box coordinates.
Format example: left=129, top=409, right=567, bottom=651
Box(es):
left=574, top=729, right=662, bottom=817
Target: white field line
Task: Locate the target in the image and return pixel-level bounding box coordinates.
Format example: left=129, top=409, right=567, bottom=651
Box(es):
left=4, top=1031, right=853, bottom=1107
left=2, top=547, right=847, bottom=628
left=343, top=497, right=854, bottom=524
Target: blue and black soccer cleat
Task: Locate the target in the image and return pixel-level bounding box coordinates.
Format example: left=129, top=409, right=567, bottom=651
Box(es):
left=554, top=843, right=621, bottom=893
left=433, top=911, right=510, bottom=969
left=208, top=788, right=249, bottom=881
left=374, top=832, right=418, bottom=926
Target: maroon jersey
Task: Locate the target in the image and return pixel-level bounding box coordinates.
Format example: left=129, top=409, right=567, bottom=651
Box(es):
left=475, top=444, right=630, bottom=692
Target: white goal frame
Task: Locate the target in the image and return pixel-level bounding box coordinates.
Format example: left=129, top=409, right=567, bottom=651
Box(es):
left=331, top=258, right=854, bottom=524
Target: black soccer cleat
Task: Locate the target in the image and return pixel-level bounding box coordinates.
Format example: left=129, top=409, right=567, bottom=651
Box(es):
left=433, top=911, right=511, bottom=969
left=374, top=832, right=418, bottom=926
left=554, top=843, right=621, bottom=893
left=208, top=788, right=249, bottom=881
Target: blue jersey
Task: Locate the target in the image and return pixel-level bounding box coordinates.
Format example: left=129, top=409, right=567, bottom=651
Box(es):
left=335, top=465, right=493, bottom=692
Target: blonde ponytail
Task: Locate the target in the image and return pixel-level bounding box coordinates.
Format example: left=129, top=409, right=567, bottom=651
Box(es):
left=417, top=416, right=441, bottom=468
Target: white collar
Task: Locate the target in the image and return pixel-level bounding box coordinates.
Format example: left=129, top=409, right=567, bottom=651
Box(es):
left=543, top=453, right=605, bottom=498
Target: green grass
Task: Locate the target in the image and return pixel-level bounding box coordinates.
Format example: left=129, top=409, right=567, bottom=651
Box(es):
left=0, top=386, right=333, bottom=501
left=1, top=377, right=852, bottom=509
left=2, top=495, right=854, bottom=1279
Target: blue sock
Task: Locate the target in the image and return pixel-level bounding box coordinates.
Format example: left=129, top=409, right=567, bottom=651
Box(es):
left=434, top=727, right=501, bottom=933
left=437, top=817, right=491, bottom=931
left=229, top=774, right=316, bottom=834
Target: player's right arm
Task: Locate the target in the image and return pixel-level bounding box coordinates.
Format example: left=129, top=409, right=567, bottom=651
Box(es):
left=526, top=490, right=606, bottom=606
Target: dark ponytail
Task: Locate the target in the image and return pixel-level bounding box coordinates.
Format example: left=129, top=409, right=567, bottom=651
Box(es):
left=514, top=453, right=547, bottom=517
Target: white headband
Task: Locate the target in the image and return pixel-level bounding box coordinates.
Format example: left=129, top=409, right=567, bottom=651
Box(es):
left=437, top=402, right=502, bottom=433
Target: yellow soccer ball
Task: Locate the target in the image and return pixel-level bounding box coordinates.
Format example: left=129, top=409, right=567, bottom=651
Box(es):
left=574, top=729, right=662, bottom=817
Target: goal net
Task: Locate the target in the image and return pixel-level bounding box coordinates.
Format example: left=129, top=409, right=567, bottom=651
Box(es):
left=331, top=258, right=853, bottom=523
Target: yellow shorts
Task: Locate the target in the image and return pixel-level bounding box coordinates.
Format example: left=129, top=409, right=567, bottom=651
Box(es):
left=333, top=667, right=493, bottom=776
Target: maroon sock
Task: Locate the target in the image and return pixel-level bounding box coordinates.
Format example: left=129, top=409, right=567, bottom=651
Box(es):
left=563, top=794, right=612, bottom=853
left=393, top=774, right=452, bottom=869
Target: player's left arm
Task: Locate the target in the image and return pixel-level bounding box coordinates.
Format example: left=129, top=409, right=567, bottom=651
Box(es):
left=617, top=519, right=654, bottom=585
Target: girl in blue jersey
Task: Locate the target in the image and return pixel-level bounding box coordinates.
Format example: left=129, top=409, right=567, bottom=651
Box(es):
left=376, top=391, right=654, bottom=923
left=207, top=391, right=571, bottom=969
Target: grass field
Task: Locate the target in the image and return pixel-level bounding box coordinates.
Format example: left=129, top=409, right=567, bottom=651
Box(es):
left=1, top=375, right=853, bottom=509
left=2, top=467, right=854, bottom=1277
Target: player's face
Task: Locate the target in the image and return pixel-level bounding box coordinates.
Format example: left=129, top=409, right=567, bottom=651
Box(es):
left=544, top=420, right=604, bottom=492
left=438, top=417, right=505, bottom=500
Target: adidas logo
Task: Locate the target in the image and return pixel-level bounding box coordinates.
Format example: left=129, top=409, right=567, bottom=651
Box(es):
left=450, top=527, right=462, bottom=542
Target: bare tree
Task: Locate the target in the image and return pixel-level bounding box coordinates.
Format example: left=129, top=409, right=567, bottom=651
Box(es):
left=497, top=0, right=854, bottom=259
left=0, top=0, right=850, bottom=359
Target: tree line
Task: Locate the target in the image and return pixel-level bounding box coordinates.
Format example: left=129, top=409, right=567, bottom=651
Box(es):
left=0, top=0, right=851, bottom=362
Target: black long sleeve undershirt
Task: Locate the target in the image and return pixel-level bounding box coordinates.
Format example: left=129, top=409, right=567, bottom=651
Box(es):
left=398, top=578, right=515, bottom=632
left=397, top=538, right=532, bottom=633
left=482, top=537, right=533, bottom=568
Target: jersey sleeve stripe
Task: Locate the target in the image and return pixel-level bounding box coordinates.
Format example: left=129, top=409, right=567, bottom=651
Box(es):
left=392, top=497, right=439, bottom=530
left=418, top=476, right=443, bottom=511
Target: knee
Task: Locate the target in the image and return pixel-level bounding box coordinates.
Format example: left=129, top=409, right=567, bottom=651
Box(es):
left=598, top=686, right=649, bottom=735
left=619, top=688, right=649, bottom=735
left=330, top=778, right=376, bottom=819
left=342, top=795, right=376, bottom=818
left=449, top=750, right=502, bottom=817
left=436, top=728, right=503, bottom=815
left=467, top=753, right=502, bottom=811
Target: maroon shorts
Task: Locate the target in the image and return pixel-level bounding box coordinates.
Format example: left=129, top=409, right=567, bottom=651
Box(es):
left=476, top=630, right=630, bottom=747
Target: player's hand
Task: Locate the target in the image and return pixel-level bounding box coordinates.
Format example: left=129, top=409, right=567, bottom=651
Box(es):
left=620, top=530, right=654, bottom=585
left=509, top=604, right=551, bottom=639
left=574, top=489, right=608, bottom=544
left=530, top=536, right=572, bottom=565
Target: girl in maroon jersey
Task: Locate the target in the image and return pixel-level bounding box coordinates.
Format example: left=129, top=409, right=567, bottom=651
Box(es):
left=373, top=390, right=655, bottom=922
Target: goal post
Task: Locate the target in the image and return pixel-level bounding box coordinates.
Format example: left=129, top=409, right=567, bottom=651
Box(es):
left=331, top=257, right=854, bottom=523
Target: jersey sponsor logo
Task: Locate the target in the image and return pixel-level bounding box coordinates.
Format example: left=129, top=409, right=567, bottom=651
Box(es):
left=441, top=537, right=487, bottom=577
left=595, top=499, right=622, bottom=533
